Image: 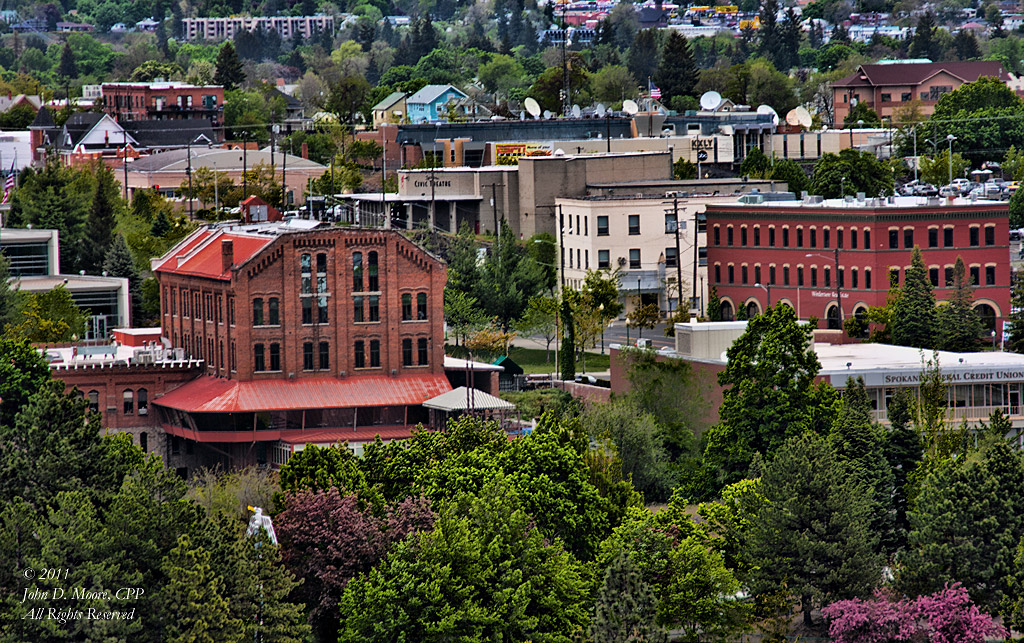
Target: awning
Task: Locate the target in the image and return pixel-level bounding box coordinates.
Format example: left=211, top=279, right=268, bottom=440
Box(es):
left=154, top=374, right=452, bottom=413
left=423, top=386, right=516, bottom=412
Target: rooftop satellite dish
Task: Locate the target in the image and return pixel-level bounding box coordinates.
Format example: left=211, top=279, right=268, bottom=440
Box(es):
left=571, top=104, right=581, bottom=118
left=543, top=109, right=552, bottom=120
left=622, top=99, right=639, bottom=115
left=756, top=104, right=779, bottom=127
left=700, top=91, right=722, bottom=111
left=596, top=103, right=607, bottom=118
left=785, top=108, right=800, bottom=126
left=524, top=97, right=541, bottom=118
left=795, top=106, right=813, bottom=128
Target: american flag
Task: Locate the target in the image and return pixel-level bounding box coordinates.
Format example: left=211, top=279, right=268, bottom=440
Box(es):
left=1, top=162, right=14, bottom=205
left=650, top=82, right=662, bottom=100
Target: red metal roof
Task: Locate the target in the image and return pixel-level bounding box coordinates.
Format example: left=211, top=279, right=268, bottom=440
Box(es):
left=154, top=230, right=273, bottom=280
left=834, top=61, right=1008, bottom=88
left=162, top=423, right=421, bottom=444
left=154, top=374, right=452, bottom=413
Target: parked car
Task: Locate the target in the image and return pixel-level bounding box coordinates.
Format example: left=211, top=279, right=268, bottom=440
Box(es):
left=939, top=185, right=958, bottom=198
left=951, top=178, right=971, bottom=192
left=916, top=182, right=939, bottom=196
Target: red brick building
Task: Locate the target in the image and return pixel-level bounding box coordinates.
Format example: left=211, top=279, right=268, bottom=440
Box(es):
left=705, top=196, right=1010, bottom=332
left=100, top=82, right=225, bottom=129
left=46, top=225, right=452, bottom=474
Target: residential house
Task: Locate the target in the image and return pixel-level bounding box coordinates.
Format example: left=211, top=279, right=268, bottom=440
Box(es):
left=371, top=91, right=407, bottom=127
left=406, top=85, right=469, bottom=123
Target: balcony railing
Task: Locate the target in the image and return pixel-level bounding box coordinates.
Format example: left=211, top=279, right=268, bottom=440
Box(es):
left=871, top=405, right=1022, bottom=424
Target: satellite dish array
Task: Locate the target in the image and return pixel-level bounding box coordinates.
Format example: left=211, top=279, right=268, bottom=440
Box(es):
left=784, top=106, right=813, bottom=128
left=622, top=99, right=639, bottom=115
left=756, top=104, right=780, bottom=127
left=699, top=91, right=722, bottom=111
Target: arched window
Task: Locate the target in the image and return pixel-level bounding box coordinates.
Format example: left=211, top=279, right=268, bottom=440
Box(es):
left=352, top=252, right=363, bottom=291
left=138, top=388, right=148, bottom=416
left=826, top=304, right=842, bottom=330
left=401, top=294, right=412, bottom=321
left=720, top=301, right=734, bottom=321
left=418, top=338, right=429, bottom=365
left=300, top=253, right=312, bottom=294
left=402, top=338, right=413, bottom=365
left=252, top=298, right=264, bottom=325
left=88, top=390, right=99, bottom=413
left=268, top=298, right=279, bottom=325
left=368, top=252, right=379, bottom=291
left=974, top=303, right=997, bottom=331
left=745, top=301, right=760, bottom=319
left=417, top=293, right=428, bottom=320
left=123, top=389, right=134, bottom=415
left=139, top=432, right=148, bottom=453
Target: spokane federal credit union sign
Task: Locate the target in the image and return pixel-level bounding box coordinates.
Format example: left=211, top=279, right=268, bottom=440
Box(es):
left=829, top=366, right=1024, bottom=388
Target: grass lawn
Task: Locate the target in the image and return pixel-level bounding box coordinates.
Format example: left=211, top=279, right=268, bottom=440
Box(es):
left=507, top=346, right=610, bottom=374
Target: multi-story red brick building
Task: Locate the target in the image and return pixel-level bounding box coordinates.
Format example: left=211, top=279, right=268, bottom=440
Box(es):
left=705, top=195, right=1010, bottom=333
left=100, top=82, right=225, bottom=130
left=45, top=223, right=452, bottom=474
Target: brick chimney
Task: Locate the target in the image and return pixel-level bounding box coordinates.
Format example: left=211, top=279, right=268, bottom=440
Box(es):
left=221, top=239, right=233, bottom=273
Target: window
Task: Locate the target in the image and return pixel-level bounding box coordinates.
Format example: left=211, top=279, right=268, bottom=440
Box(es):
left=754, top=265, right=761, bottom=284
left=88, top=390, right=99, bottom=413
left=302, top=298, right=313, bottom=324
left=823, top=228, right=830, bottom=249
left=715, top=264, right=721, bottom=283
left=945, top=266, right=954, bottom=286
left=727, top=226, right=734, bottom=246
left=354, top=296, right=364, bottom=322
left=301, top=253, right=312, bottom=294
left=369, top=295, right=380, bottom=322
left=797, top=228, right=803, bottom=247
left=904, top=228, right=914, bottom=249
left=928, top=228, right=938, bottom=248
left=254, top=344, right=265, bottom=371
left=889, top=229, right=899, bottom=249
left=889, top=268, right=900, bottom=286
left=598, top=216, right=609, bottom=236
left=824, top=267, right=831, bottom=288
left=970, top=227, right=979, bottom=247
left=628, top=214, right=640, bottom=235
left=944, top=227, right=954, bottom=247
left=402, top=294, right=413, bottom=320
left=864, top=230, right=871, bottom=248
left=769, top=266, right=776, bottom=284
left=783, top=228, right=790, bottom=246
left=319, top=342, right=329, bottom=369
left=741, top=226, right=748, bottom=246
left=303, top=342, right=314, bottom=370
left=810, top=228, right=817, bottom=248
left=728, top=265, right=735, bottom=284
left=769, top=227, right=776, bottom=247
left=140, top=432, right=148, bottom=453
left=713, top=225, right=720, bottom=245
left=851, top=229, right=858, bottom=249
left=698, top=247, right=707, bottom=266
left=741, top=265, right=748, bottom=284
left=837, top=229, right=843, bottom=249
left=252, top=298, right=264, bottom=325
left=986, top=266, right=996, bottom=285
left=584, top=218, right=588, bottom=236
left=783, top=266, right=790, bottom=285
left=598, top=250, right=610, bottom=269
left=368, top=252, right=379, bottom=290
left=797, top=266, right=804, bottom=286
left=417, top=293, right=428, bottom=320
left=318, top=296, right=328, bottom=324
left=970, top=266, right=980, bottom=285
left=317, top=253, right=327, bottom=275
left=138, top=388, right=148, bottom=416
left=754, top=226, right=761, bottom=246
left=881, top=93, right=891, bottom=102
left=901, top=92, right=912, bottom=102
left=182, top=291, right=190, bottom=317
left=354, top=340, right=366, bottom=368
left=402, top=338, right=413, bottom=366
left=665, top=247, right=678, bottom=267
left=629, top=249, right=641, bottom=269
left=665, top=212, right=678, bottom=234
left=418, top=338, right=429, bottom=365
left=353, top=252, right=363, bottom=291
left=985, top=226, right=995, bottom=246
left=929, top=268, right=939, bottom=287
left=269, top=343, right=281, bottom=371
left=123, top=389, right=134, bottom=415
left=268, top=298, right=279, bottom=325
left=370, top=340, right=381, bottom=367
left=811, top=267, right=818, bottom=287
left=851, top=268, right=858, bottom=289
left=865, top=269, right=871, bottom=289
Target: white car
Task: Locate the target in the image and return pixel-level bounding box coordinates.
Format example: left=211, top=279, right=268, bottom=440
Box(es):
left=951, top=178, right=971, bottom=191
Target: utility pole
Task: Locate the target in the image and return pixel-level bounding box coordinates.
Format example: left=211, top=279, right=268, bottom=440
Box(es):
left=242, top=132, right=248, bottom=200
left=281, top=139, right=288, bottom=210
left=561, top=6, right=570, bottom=117
left=186, top=138, right=194, bottom=220
left=122, top=128, right=128, bottom=201
left=490, top=183, right=499, bottom=252
left=213, top=160, right=219, bottom=215
left=669, top=198, right=683, bottom=313
left=381, top=128, right=386, bottom=228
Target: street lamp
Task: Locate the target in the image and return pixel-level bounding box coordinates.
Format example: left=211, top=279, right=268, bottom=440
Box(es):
left=946, top=134, right=957, bottom=187
left=806, top=248, right=843, bottom=329
left=755, top=281, right=771, bottom=310
left=910, top=125, right=918, bottom=182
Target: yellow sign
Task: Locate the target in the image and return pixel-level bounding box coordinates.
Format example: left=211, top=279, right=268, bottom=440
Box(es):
left=494, top=142, right=553, bottom=160
left=689, top=5, right=712, bottom=12
left=715, top=5, right=739, bottom=13
left=739, top=16, right=760, bottom=28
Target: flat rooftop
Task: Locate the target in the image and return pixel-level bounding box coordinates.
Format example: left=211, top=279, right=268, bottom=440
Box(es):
left=712, top=195, right=1008, bottom=210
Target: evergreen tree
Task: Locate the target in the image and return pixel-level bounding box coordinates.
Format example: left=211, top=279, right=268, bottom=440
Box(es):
left=590, top=551, right=667, bottom=643
left=628, top=29, right=659, bottom=84
left=937, top=256, right=983, bottom=352
left=707, top=285, right=722, bottom=321
left=885, top=387, right=924, bottom=554
left=80, top=164, right=119, bottom=274
left=889, top=246, right=938, bottom=348
left=909, top=12, right=939, bottom=60
left=214, top=42, right=245, bottom=91
left=778, top=7, right=802, bottom=71
left=57, top=41, right=77, bottom=80
left=831, top=377, right=896, bottom=554
left=0, top=336, right=50, bottom=429
left=150, top=209, right=171, bottom=237
left=952, top=29, right=981, bottom=60
left=0, top=253, right=21, bottom=332
left=748, top=432, right=882, bottom=626
left=236, top=530, right=311, bottom=643
left=758, top=0, right=781, bottom=67
left=656, top=32, right=697, bottom=104
left=158, top=534, right=242, bottom=642
left=103, top=235, right=143, bottom=326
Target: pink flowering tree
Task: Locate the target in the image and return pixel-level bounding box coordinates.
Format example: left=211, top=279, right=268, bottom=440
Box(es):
left=824, top=584, right=1006, bottom=643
